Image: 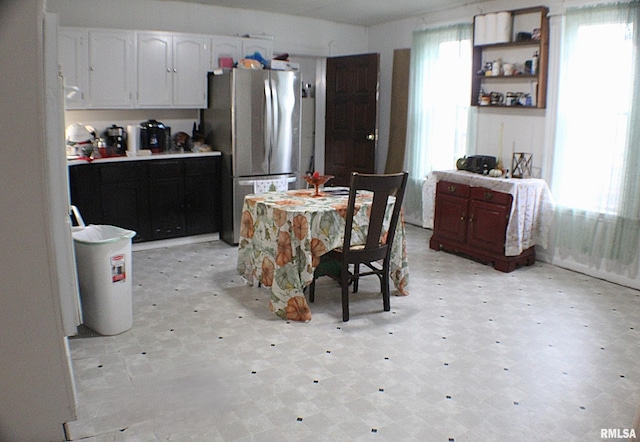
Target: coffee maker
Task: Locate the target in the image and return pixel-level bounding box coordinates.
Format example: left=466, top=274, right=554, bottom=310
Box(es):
left=139, top=119, right=170, bottom=153
left=105, top=124, right=127, bottom=156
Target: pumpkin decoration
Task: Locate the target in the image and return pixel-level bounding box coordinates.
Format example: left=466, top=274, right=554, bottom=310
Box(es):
left=261, top=257, right=275, bottom=287
left=240, top=210, right=254, bottom=239
left=285, top=295, right=312, bottom=322
left=276, top=231, right=293, bottom=266
left=293, top=214, right=309, bottom=240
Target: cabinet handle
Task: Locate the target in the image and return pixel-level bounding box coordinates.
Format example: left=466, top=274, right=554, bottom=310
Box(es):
left=167, top=67, right=172, bottom=72
left=447, top=185, right=457, bottom=193
left=484, top=192, right=494, bottom=200
left=468, top=215, right=474, bottom=224
left=173, top=68, right=177, bottom=73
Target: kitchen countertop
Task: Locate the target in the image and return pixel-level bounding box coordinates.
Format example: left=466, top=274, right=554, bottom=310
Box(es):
left=67, top=150, right=221, bottom=166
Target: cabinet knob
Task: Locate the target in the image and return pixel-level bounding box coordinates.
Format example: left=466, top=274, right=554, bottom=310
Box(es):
left=484, top=192, right=494, bottom=200
left=366, top=133, right=376, bottom=141
left=447, top=185, right=457, bottom=193
left=167, top=67, right=172, bottom=72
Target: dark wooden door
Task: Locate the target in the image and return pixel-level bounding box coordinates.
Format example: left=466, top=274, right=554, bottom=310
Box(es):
left=325, top=53, right=379, bottom=187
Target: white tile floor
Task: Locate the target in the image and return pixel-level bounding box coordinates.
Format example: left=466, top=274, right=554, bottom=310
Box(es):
left=66, top=225, right=640, bottom=441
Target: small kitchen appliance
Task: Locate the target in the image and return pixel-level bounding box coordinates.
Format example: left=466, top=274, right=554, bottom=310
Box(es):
left=139, top=119, right=170, bottom=153
left=105, top=124, right=127, bottom=156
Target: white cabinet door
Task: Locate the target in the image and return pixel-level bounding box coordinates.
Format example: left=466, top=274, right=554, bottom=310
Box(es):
left=210, top=36, right=242, bottom=70
left=58, top=27, right=87, bottom=109
left=136, top=32, right=172, bottom=107
left=87, top=30, right=134, bottom=108
left=242, top=38, right=274, bottom=62
left=172, top=34, right=208, bottom=108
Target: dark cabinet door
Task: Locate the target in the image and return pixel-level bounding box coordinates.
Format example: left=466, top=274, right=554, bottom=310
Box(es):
left=184, top=157, right=221, bottom=235
left=467, top=189, right=512, bottom=254
left=149, top=177, right=186, bottom=239
left=68, top=164, right=102, bottom=225
left=100, top=180, right=150, bottom=242
left=185, top=175, right=216, bottom=235
left=434, top=193, right=468, bottom=244
left=148, top=160, right=186, bottom=240
left=433, top=181, right=470, bottom=244
left=99, top=162, right=150, bottom=242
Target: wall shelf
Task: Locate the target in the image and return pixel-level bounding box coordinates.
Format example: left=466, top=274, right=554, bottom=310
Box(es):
left=471, top=6, right=549, bottom=109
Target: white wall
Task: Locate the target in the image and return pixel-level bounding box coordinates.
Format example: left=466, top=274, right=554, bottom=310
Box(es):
left=0, top=1, right=77, bottom=440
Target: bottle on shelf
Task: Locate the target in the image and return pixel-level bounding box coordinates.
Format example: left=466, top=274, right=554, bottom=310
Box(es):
left=531, top=51, right=538, bottom=75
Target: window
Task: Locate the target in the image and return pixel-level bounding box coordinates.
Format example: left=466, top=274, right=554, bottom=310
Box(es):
left=551, top=2, right=640, bottom=267
left=404, top=24, right=473, bottom=226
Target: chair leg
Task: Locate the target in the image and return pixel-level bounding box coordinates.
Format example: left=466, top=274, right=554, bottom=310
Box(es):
left=353, top=263, right=360, bottom=293
left=341, top=281, right=350, bottom=321
left=382, top=262, right=390, bottom=312
left=382, top=276, right=390, bottom=312
left=309, top=278, right=315, bottom=303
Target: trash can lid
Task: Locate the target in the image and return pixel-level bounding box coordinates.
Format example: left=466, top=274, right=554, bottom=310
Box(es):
left=72, top=225, right=136, bottom=245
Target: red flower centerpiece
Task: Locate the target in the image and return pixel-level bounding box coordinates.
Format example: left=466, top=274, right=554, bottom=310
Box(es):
left=304, top=171, right=334, bottom=197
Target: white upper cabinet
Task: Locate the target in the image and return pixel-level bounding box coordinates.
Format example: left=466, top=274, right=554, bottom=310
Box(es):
left=136, top=32, right=172, bottom=107
left=58, top=28, right=87, bottom=109
left=173, top=35, right=209, bottom=107
left=58, top=28, right=275, bottom=110
left=210, top=36, right=243, bottom=70
left=136, top=32, right=209, bottom=108
left=87, top=30, right=134, bottom=108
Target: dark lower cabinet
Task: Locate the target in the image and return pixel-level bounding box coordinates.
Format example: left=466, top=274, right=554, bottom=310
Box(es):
left=69, top=156, right=221, bottom=243
left=148, top=160, right=186, bottom=240
left=429, top=179, right=535, bottom=272
left=185, top=158, right=220, bottom=235
left=99, top=162, right=151, bottom=242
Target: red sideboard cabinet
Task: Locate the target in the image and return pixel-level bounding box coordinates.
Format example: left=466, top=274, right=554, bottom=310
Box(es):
left=427, top=171, right=553, bottom=272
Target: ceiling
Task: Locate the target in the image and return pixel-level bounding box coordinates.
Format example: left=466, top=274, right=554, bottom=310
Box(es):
left=168, top=0, right=487, bottom=26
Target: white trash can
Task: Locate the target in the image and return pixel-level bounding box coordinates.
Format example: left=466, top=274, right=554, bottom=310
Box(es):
left=72, top=207, right=136, bottom=335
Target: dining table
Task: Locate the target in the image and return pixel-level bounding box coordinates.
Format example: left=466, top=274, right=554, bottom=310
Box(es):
left=237, top=187, right=409, bottom=322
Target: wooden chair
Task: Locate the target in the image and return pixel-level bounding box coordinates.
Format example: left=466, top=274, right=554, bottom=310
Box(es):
left=309, top=171, right=408, bottom=321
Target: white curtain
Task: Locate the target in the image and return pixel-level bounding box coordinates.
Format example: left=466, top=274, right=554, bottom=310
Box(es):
left=404, top=23, right=473, bottom=226
left=551, top=1, right=640, bottom=275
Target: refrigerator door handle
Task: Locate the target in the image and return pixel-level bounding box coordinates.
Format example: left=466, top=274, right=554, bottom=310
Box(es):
left=270, top=76, right=279, bottom=167
left=264, top=78, right=273, bottom=171
left=237, top=176, right=297, bottom=187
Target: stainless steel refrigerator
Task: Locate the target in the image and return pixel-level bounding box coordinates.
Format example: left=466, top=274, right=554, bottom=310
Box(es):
left=201, top=69, right=301, bottom=245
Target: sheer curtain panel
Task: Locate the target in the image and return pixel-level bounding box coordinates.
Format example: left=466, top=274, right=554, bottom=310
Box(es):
left=551, top=1, right=640, bottom=276
left=404, top=24, right=473, bottom=227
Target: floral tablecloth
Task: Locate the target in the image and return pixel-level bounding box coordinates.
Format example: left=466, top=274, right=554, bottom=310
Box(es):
left=423, top=170, right=555, bottom=256
left=237, top=188, right=409, bottom=322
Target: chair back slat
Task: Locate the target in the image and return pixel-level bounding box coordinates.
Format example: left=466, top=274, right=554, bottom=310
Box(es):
left=342, top=172, right=408, bottom=258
